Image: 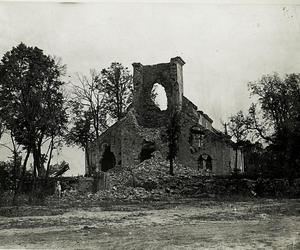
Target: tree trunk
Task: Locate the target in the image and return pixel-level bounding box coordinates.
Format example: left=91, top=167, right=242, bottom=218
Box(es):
left=235, top=145, right=238, bottom=174
left=169, top=157, right=174, bottom=176
left=32, top=146, right=39, bottom=178
left=38, top=142, right=44, bottom=176
left=10, top=133, right=19, bottom=190
left=29, top=145, right=38, bottom=204
left=12, top=152, right=18, bottom=189
left=85, top=146, right=91, bottom=176
left=12, top=151, right=19, bottom=206
left=46, top=136, right=54, bottom=179
left=10, top=133, right=20, bottom=205
left=18, top=147, right=31, bottom=192
left=33, top=144, right=45, bottom=177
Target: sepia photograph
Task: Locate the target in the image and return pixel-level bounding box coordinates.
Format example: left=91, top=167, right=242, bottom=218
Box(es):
left=0, top=0, right=299, bottom=249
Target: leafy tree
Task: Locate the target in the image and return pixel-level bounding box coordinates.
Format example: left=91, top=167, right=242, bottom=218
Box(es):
left=0, top=160, right=15, bottom=191
left=100, top=63, right=133, bottom=121
left=0, top=132, right=21, bottom=189
left=227, top=111, right=250, bottom=142
left=166, top=111, right=181, bottom=175
left=248, top=73, right=300, bottom=140
left=0, top=129, right=32, bottom=196
left=0, top=43, right=68, bottom=178
left=247, top=73, right=300, bottom=178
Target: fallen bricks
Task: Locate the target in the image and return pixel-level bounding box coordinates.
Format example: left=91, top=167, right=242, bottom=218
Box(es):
left=45, top=154, right=300, bottom=206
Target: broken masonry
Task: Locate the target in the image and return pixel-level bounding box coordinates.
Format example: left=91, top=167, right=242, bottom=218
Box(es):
left=86, top=57, right=244, bottom=176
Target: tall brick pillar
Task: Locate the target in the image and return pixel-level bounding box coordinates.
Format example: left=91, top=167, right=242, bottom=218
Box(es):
left=132, top=57, right=185, bottom=127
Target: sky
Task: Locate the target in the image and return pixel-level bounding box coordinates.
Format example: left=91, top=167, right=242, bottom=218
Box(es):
left=0, top=0, right=300, bottom=175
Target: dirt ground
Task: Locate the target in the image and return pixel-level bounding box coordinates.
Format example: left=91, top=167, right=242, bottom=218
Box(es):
left=0, top=199, right=299, bottom=249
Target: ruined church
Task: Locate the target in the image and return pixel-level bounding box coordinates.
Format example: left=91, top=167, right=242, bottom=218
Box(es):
left=86, top=57, right=244, bottom=175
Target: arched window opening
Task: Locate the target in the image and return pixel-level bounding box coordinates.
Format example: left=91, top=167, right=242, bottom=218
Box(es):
left=151, top=83, right=168, bottom=111
left=190, top=126, right=205, bottom=148
left=101, top=146, right=116, bottom=172
left=139, top=141, right=156, bottom=162
left=198, top=154, right=212, bottom=172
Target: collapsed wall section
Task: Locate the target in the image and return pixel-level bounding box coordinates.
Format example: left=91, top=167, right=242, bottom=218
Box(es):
left=87, top=110, right=167, bottom=175
left=87, top=121, right=123, bottom=175
left=132, top=57, right=185, bottom=127
left=120, top=110, right=166, bottom=167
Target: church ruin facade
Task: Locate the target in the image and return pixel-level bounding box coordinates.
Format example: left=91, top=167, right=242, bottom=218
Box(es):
left=86, top=57, right=244, bottom=176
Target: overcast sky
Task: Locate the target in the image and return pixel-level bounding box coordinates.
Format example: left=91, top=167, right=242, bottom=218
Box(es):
left=1, top=1, right=300, bottom=175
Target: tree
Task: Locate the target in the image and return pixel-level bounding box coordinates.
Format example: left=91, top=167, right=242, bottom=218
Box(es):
left=73, top=70, right=108, bottom=139
left=66, top=110, right=94, bottom=175
left=100, top=63, right=133, bottom=121
left=0, top=117, right=4, bottom=140
left=0, top=159, right=19, bottom=192
left=227, top=111, right=250, bottom=173
left=248, top=73, right=300, bottom=140
left=227, top=111, right=250, bottom=142
left=166, top=111, right=181, bottom=175
left=0, top=131, right=21, bottom=193
left=66, top=70, right=107, bottom=176
left=0, top=43, right=68, bottom=178
left=247, top=73, right=300, bottom=178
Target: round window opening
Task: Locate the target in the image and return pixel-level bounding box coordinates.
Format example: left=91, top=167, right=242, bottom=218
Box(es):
left=151, top=83, right=168, bottom=111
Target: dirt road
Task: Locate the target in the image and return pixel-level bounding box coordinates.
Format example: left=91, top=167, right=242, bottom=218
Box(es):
left=0, top=199, right=299, bottom=249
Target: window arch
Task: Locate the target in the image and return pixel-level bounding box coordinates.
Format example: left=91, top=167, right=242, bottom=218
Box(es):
left=190, top=126, right=205, bottom=148
left=198, top=154, right=212, bottom=171
left=139, top=141, right=156, bottom=162
left=101, top=146, right=116, bottom=172
left=151, top=83, right=168, bottom=111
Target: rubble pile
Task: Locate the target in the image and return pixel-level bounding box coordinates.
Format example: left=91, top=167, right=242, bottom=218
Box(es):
left=92, top=186, right=169, bottom=202
left=100, top=151, right=260, bottom=199
left=163, top=177, right=257, bottom=197
left=46, top=185, right=170, bottom=206
left=107, top=151, right=201, bottom=191
left=82, top=151, right=205, bottom=202
left=46, top=152, right=300, bottom=206
left=46, top=174, right=300, bottom=207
